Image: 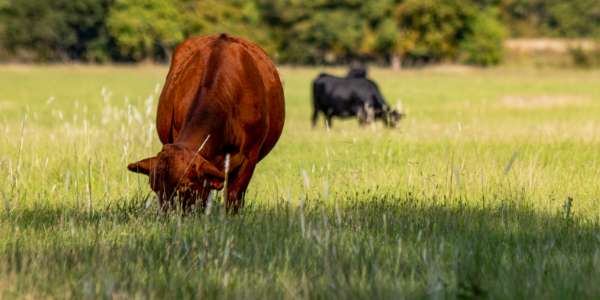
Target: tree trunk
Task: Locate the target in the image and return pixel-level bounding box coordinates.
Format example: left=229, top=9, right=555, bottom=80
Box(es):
left=391, top=55, right=402, bottom=71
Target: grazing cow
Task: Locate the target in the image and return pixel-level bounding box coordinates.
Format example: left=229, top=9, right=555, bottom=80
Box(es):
left=311, top=73, right=402, bottom=128
left=127, top=34, right=285, bottom=213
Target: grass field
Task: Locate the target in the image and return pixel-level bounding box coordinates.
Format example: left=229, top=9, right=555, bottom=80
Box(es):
left=1, top=65, right=600, bottom=298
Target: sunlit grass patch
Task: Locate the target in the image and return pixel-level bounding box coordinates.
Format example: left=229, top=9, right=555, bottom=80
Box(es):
left=1, top=66, right=600, bottom=298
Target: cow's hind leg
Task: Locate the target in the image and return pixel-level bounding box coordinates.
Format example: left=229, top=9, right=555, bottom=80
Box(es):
left=311, top=108, right=319, bottom=128
left=357, top=106, right=367, bottom=126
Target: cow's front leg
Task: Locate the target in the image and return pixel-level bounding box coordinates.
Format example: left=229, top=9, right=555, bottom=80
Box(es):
left=225, top=158, right=257, bottom=213
left=325, top=115, right=333, bottom=128
left=357, top=106, right=368, bottom=126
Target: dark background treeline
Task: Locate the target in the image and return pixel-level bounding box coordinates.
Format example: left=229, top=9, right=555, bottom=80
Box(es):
left=0, top=0, right=598, bottom=66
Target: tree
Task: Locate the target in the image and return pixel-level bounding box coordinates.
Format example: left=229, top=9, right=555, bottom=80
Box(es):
left=393, top=0, right=477, bottom=65
left=182, top=0, right=276, bottom=56
left=107, top=0, right=184, bottom=62
left=257, top=0, right=376, bottom=64
left=460, top=9, right=507, bottom=66
left=500, top=0, right=600, bottom=38
left=1, top=0, right=113, bottom=62
left=545, top=0, right=600, bottom=38
left=374, top=18, right=402, bottom=68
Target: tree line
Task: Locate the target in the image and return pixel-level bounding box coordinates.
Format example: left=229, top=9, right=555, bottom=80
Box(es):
left=0, top=0, right=598, bottom=66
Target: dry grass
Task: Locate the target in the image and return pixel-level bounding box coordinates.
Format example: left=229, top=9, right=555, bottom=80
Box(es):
left=500, top=95, right=590, bottom=109
left=505, top=38, right=598, bottom=54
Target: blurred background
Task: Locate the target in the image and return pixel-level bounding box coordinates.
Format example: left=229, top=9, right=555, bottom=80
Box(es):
left=0, top=0, right=598, bottom=68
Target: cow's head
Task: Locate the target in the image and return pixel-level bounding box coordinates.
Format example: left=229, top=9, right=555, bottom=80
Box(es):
left=383, top=101, right=406, bottom=128
left=384, top=108, right=405, bottom=128
left=127, top=144, right=224, bottom=209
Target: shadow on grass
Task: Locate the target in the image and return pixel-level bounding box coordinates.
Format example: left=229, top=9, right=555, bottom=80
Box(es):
left=1, top=194, right=600, bottom=299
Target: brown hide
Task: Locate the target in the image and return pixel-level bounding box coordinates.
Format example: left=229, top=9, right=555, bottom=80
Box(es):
left=128, top=34, right=285, bottom=212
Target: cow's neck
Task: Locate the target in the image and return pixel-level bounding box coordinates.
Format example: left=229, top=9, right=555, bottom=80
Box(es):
left=174, top=99, right=228, bottom=161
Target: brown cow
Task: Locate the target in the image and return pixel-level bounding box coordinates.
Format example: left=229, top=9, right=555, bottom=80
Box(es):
left=127, top=34, right=285, bottom=213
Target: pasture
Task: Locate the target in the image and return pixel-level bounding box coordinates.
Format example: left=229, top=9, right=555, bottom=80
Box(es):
left=1, top=65, right=600, bottom=298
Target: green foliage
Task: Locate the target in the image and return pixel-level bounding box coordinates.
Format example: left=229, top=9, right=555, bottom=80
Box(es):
left=569, top=47, right=600, bottom=68
left=501, top=0, right=600, bottom=38
left=0, top=0, right=597, bottom=65
left=394, top=0, right=476, bottom=63
left=107, top=0, right=184, bottom=61
left=106, top=0, right=277, bottom=62
left=569, top=48, right=591, bottom=68
left=182, top=0, right=277, bottom=56
left=374, top=18, right=399, bottom=55
left=460, top=9, right=507, bottom=66
left=297, top=9, right=366, bottom=63
left=0, top=0, right=7, bottom=59
left=257, top=1, right=369, bottom=64
left=545, top=0, right=600, bottom=38
left=1, top=0, right=113, bottom=62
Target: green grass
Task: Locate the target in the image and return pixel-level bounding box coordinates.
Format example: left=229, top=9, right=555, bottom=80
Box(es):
left=1, top=65, right=600, bottom=298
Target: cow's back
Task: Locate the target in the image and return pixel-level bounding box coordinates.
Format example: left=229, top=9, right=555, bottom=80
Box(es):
left=156, top=35, right=284, bottom=160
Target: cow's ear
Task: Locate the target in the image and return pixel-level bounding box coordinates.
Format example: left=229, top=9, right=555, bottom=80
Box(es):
left=127, top=156, right=159, bottom=176
left=193, top=159, right=225, bottom=190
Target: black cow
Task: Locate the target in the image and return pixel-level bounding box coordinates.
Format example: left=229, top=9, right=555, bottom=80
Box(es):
left=311, top=73, right=402, bottom=128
